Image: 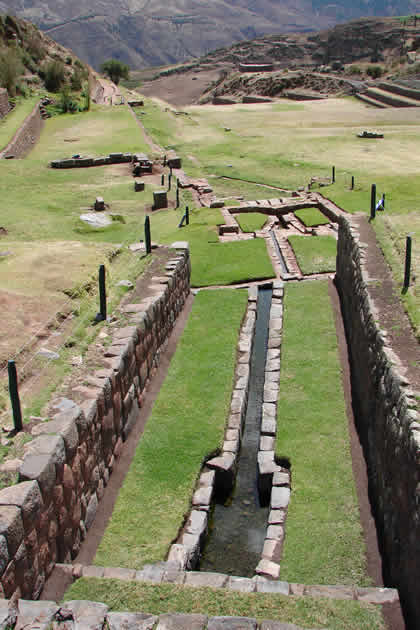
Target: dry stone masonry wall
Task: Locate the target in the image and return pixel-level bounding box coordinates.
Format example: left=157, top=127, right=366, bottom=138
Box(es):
left=0, top=102, right=42, bottom=159
left=336, top=217, right=420, bottom=627
left=0, top=246, right=190, bottom=600
left=0, top=88, right=9, bottom=119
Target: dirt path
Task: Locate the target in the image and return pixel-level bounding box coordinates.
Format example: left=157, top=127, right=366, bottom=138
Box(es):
left=128, top=105, right=163, bottom=155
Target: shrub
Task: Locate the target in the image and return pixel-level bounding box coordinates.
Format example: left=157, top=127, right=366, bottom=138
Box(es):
left=70, top=69, right=83, bottom=91
left=60, top=86, right=78, bottom=113
left=348, top=64, right=362, bottom=75
left=100, top=59, right=129, bottom=85
left=366, top=65, right=383, bottom=79
left=0, top=48, right=23, bottom=96
left=44, top=60, right=66, bottom=92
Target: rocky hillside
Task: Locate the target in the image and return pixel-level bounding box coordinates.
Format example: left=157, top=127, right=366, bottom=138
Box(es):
left=0, top=0, right=418, bottom=69
left=0, top=14, right=89, bottom=96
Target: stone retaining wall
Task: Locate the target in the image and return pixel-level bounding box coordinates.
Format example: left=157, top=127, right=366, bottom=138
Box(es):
left=0, top=246, right=191, bottom=600
left=0, top=88, right=9, bottom=119
left=0, top=102, right=42, bottom=159
left=336, top=218, right=419, bottom=627
left=51, top=152, right=141, bottom=169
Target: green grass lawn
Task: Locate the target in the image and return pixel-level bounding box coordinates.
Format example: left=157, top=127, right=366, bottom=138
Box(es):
left=0, top=96, right=39, bottom=151
left=235, top=212, right=268, bottom=232
left=295, top=208, right=330, bottom=227
left=63, top=578, right=385, bottom=630
left=94, top=289, right=247, bottom=568
left=276, top=281, right=370, bottom=586
left=288, top=235, right=337, bottom=274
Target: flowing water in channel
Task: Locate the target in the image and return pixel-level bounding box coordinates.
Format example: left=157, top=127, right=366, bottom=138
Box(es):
left=200, top=286, right=272, bottom=576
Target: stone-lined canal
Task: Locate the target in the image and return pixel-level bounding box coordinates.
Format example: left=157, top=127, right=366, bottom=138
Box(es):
left=200, top=287, right=272, bottom=576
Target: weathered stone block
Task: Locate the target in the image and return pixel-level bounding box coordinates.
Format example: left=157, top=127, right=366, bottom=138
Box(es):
left=271, top=486, right=291, bottom=509
left=255, top=558, right=280, bottom=579
left=0, top=506, right=23, bottom=558
left=156, top=613, right=207, bottom=630
left=227, top=576, right=255, bottom=592
left=0, top=481, right=43, bottom=530
left=107, top=612, right=157, bottom=630
left=185, top=571, right=227, bottom=589
left=207, top=616, right=257, bottom=630
left=19, top=455, right=56, bottom=497
left=64, top=600, right=109, bottom=626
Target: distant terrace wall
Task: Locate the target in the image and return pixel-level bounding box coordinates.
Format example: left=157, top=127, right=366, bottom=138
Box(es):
left=336, top=218, right=419, bottom=628
left=0, top=88, right=9, bottom=119
left=0, top=247, right=190, bottom=600
left=0, top=102, right=42, bottom=159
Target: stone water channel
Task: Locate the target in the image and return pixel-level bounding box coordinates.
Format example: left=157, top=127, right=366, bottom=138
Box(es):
left=199, top=287, right=272, bottom=576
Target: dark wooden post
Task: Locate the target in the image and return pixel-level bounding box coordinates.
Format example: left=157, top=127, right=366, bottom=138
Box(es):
left=176, top=187, right=180, bottom=208
left=145, top=215, right=151, bottom=254
left=351, top=175, right=354, bottom=190
left=370, top=184, right=376, bottom=220
left=99, top=264, right=107, bottom=321
left=332, top=166, right=335, bottom=183
left=403, top=235, right=412, bottom=290
left=382, top=192, right=385, bottom=210
left=8, top=360, right=22, bottom=432
left=161, top=174, right=165, bottom=186
left=186, top=206, right=189, bottom=225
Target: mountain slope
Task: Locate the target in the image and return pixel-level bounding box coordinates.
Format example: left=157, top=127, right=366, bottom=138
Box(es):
left=0, top=0, right=419, bottom=69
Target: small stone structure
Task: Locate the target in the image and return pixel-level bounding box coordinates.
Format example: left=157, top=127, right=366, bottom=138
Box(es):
left=166, top=151, right=182, bottom=169
left=239, top=63, right=274, bottom=73
left=0, top=102, right=43, bottom=159
left=51, top=152, right=150, bottom=169
left=134, top=180, right=145, bottom=192
left=94, top=197, right=105, bottom=211
left=153, top=190, right=168, bottom=210
left=0, top=246, right=190, bottom=599
left=0, top=88, right=10, bottom=119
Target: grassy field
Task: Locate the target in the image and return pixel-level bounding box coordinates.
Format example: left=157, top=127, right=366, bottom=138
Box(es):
left=295, top=207, right=330, bottom=227
left=276, top=281, right=369, bottom=585
left=64, top=579, right=385, bottom=630
left=288, top=235, right=337, bottom=275
left=94, top=289, right=247, bottom=569
left=235, top=212, right=268, bottom=232
left=138, top=96, right=418, bottom=331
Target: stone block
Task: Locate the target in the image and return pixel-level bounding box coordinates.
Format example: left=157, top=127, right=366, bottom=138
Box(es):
left=266, top=525, right=284, bottom=542
left=268, top=510, right=286, bottom=525
left=84, top=493, right=98, bottom=530
left=0, top=535, right=9, bottom=573
left=103, top=567, right=136, bottom=580
left=136, top=563, right=164, bottom=583
left=255, top=558, right=280, bottom=579
left=271, top=486, right=290, bottom=509
left=153, top=190, right=168, bottom=210
left=17, top=599, right=59, bottom=630
left=228, top=414, right=242, bottom=430
left=356, top=587, right=399, bottom=604
left=223, top=439, right=239, bottom=453
left=0, top=481, right=43, bottom=530
left=273, top=471, right=290, bottom=487
left=64, top=600, right=109, bottom=627
left=192, top=486, right=212, bottom=507
left=107, top=612, right=157, bottom=630
left=19, top=455, right=56, bottom=497
left=186, top=511, right=207, bottom=537
left=227, top=576, right=255, bottom=592
left=33, top=408, right=81, bottom=458
left=185, top=571, right=227, bottom=589
left=94, top=197, right=105, bottom=211
left=156, top=613, right=207, bottom=630
left=167, top=545, right=188, bottom=570
left=260, top=436, right=275, bottom=451
left=262, top=539, right=283, bottom=563
left=303, top=584, right=354, bottom=599
left=207, top=617, right=257, bottom=630
left=82, top=565, right=105, bottom=578
left=180, top=533, right=200, bottom=567
left=24, top=435, right=66, bottom=469
left=199, top=469, right=215, bottom=487
left=255, top=578, right=289, bottom=595
left=266, top=358, right=281, bottom=372
left=134, top=180, right=145, bottom=192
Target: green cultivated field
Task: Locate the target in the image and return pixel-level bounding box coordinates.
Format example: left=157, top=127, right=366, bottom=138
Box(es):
left=288, top=235, right=337, bottom=275
left=276, top=281, right=369, bottom=585
left=95, top=289, right=247, bottom=568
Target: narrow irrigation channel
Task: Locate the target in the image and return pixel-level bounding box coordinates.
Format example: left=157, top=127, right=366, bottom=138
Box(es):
left=200, top=286, right=272, bottom=577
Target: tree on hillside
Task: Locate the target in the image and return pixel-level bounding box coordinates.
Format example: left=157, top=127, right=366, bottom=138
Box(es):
left=0, top=49, right=23, bottom=96
left=100, top=59, right=129, bottom=85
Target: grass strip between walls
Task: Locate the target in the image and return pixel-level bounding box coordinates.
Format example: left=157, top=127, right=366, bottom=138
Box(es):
left=276, top=280, right=371, bottom=586
left=94, top=289, right=248, bottom=568
left=288, top=235, right=337, bottom=275
left=64, top=578, right=385, bottom=630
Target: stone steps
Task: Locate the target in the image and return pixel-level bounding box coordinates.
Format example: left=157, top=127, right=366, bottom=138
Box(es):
left=354, top=93, right=388, bottom=108
left=365, top=87, right=420, bottom=108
